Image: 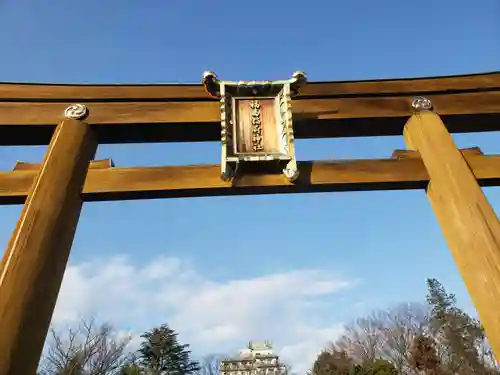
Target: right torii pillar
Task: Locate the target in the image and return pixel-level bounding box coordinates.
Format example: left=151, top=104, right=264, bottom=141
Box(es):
left=404, top=96, right=500, bottom=358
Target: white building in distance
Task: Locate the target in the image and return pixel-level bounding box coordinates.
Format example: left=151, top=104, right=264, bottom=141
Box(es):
left=220, top=341, right=287, bottom=375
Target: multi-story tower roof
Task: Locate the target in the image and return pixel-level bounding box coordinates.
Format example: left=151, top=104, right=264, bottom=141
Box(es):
left=220, top=341, right=286, bottom=375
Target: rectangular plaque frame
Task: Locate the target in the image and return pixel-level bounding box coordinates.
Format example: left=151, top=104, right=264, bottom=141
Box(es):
left=202, top=72, right=307, bottom=181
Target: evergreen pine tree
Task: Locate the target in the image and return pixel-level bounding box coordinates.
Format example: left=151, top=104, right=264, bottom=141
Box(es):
left=426, top=278, right=486, bottom=374
left=136, top=324, right=200, bottom=375
left=409, top=334, right=443, bottom=375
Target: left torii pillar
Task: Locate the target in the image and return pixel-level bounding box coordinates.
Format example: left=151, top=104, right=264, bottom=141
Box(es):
left=0, top=104, right=97, bottom=375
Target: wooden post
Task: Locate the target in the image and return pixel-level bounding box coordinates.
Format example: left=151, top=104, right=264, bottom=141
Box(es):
left=0, top=104, right=97, bottom=375
left=404, top=97, right=500, bottom=359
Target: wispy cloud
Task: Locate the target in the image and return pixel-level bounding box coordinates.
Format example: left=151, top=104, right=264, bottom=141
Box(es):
left=52, top=255, right=355, bottom=374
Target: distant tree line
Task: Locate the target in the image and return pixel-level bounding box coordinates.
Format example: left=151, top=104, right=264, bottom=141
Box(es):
left=37, top=278, right=498, bottom=375
left=308, top=279, right=499, bottom=375
left=37, top=319, right=212, bottom=375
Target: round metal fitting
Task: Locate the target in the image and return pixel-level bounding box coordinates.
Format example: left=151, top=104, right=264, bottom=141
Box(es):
left=221, top=164, right=236, bottom=182
left=291, top=71, right=307, bottom=82
left=283, top=165, right=299, bottom=182
left=64, top=104, right=88, bottom=120
left=202, top=71, right=217, bottom=81
left=411, top=96, right=433, bottom=112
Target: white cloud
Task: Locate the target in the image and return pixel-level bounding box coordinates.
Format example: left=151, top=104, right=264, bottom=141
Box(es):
left=52, top=255, right=355, bottom=374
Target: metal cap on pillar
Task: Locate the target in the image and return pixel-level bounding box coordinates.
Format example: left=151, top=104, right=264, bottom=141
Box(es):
left=64, top=104, right=89, bottom=120
left=411, top=96, right=433, bottom=112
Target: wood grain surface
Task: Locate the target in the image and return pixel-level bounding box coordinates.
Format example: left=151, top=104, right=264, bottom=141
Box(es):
left=0, top=149, right=498, bottom=204
left=1, top=71, right=499, bottom=100
left=0, top=119, right=97, bottom=375
left=404, top=112, right=500, bottom=363
left=1, top=72, right=499, bottom=145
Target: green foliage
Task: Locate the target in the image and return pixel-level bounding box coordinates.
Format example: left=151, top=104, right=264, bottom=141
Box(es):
left=352, top=359, right=397, bottom=375
left=426, top=278, right=487, bottom=373
left=135, top=324, right=200, bottom=375
left=120, top=364, right=143, bottom=375
left=309, top=350, right=353, bottom=375
left=367, top=359, right=398, bottom=374
left=409, top=334, right=441, bottom=372
left=309, top=278, right=499, bottom=375
left=309, top=351, right=396, bottom=375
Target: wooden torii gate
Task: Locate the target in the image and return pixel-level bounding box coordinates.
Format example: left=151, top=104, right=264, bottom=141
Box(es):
left=1, top=72, right=500, bottom=374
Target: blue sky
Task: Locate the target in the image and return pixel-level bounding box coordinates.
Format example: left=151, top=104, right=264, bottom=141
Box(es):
left=1, top=0, right=500, bottom=371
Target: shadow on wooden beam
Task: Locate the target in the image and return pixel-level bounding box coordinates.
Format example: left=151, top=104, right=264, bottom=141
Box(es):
left=12, top=158, right=115, bottom=171
left=391, top=146, right=484, bottom=159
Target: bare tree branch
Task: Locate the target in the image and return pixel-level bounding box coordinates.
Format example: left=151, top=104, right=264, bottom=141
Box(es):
left=39, top=317, right=132, bottom=375
left=195, top=354, right=223, bottom=375
left=334, top=315, right=382, bottom=364
left=375, top=303, right=428, bottom=374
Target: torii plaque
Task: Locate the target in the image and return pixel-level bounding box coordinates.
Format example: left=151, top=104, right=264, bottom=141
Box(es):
left=202, top=71, right=307, bottom=182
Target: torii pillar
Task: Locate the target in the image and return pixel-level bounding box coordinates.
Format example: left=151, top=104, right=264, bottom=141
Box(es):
left=404, top=97, right=500, bottom=359
left=0, top=104, right=97, bottom=375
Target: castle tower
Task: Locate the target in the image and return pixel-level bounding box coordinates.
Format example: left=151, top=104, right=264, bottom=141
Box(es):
left=220, top=341, right=287, bottom=375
